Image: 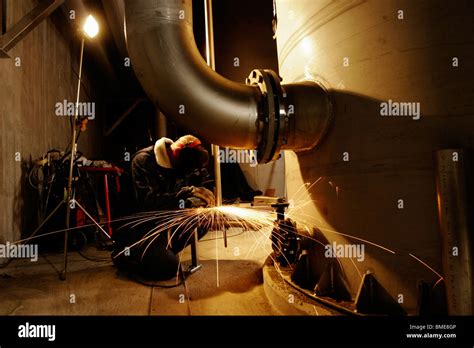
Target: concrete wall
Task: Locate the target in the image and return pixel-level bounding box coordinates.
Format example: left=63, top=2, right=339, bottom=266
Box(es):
left=275, top=0, right=474, bottom=313
left=0, top=0, right=103, bottom=244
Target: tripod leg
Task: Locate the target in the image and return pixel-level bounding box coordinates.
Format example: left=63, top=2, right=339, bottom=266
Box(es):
left=61, top=197, right=73, bottom=281
left=60, top=197, right=112, bottom=280
left=30, top=199, right=64, bottom=239
left=61, top=37, right=85, bottom=281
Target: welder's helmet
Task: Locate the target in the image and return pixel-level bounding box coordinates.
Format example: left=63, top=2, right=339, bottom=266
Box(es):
left=173, top=135, right=209, bottom=174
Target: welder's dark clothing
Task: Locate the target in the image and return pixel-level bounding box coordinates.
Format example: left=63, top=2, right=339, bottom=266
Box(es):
left=112, top=222, right=209, bottom=280
left=131, top=145, right=210, bottom=211
left=112, top=140, right=212, bottom=280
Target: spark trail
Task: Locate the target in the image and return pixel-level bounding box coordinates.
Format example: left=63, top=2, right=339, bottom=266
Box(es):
left=12, top=179, right=444, bottom=292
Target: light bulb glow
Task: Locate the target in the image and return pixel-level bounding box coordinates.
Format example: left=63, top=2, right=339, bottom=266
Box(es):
left=83, top=15, right=99, bottom=39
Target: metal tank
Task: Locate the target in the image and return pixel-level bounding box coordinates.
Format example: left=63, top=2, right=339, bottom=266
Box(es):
left=275, top=0, right=474, bottom=314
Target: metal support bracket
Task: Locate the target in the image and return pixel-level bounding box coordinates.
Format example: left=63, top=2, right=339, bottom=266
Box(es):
left=354, top=271, right=406, bottom=315
left=0, top=0, right=64, bottom=58
left=314, top=260, right=352, bottom=300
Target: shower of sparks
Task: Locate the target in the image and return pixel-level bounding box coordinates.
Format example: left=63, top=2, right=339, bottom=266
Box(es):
left=286, top=210, right=397, bottom=255
left=11, top=178, right=445, bottom=295
left=285, top=179, right=396, bottom=255
left=287, top=179, right=442, bottom=285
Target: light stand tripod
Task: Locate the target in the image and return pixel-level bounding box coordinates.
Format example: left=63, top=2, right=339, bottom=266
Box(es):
left=30, top=15, right=108, bottom=280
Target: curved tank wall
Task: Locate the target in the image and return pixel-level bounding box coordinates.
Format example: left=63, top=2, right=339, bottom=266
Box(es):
left=275, top=0, right=474, bottom=314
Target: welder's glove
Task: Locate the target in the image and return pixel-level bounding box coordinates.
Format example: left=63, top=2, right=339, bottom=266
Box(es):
left=177, top=186, right=215, bottom=207
left=191, top=186, right=215, bottom=207
left=185, top=197, right=208, bottom=208
left=176, top=186, right=194, bottom=200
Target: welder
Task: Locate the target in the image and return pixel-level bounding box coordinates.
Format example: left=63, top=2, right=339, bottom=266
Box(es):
left=112, top=135, right=215, bottom=280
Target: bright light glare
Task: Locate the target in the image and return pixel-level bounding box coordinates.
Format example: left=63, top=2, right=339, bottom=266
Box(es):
left=213, top=205, right=272, bottom=221
left=83, top=15, right=99, bottom=39
left=301, top=36, right=313, bottom=55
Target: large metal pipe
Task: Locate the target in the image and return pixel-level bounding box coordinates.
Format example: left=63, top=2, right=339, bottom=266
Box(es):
left=124, top=0, right=260, bottom=149
left=124, top=0, right=332, bottom=162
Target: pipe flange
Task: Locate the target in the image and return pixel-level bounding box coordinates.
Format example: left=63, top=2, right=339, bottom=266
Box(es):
left=246, top=69, right=287, bottom=164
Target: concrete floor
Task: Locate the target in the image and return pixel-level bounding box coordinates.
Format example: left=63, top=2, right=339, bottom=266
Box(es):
left=0, top=228, right=280, bottom=315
